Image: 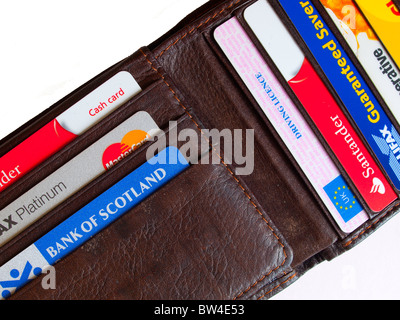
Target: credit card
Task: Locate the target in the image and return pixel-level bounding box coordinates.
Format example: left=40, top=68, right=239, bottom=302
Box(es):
left=0, top=71, right=141, bottom=193
left=215, top=16, right=368, bottom=232
left=0, top=111, right=160, bottom=248
left=277, top=0, right=400, bottom=193
left=0, top=146, right=190, bottom=299
left=354, top=0, right=400, bottom=68
left=319, top=0, right=400, bottom=126
left=244, top=0, right=397, bottom=213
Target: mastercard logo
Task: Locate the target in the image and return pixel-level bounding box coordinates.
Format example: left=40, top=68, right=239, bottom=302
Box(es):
left=102, top=130, right=150, bottom=170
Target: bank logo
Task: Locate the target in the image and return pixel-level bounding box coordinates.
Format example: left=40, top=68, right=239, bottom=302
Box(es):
left=371, top=178, right=386, bottom=195
left=102, top=130, right=150, bottom=170
left=0, top=261, right=42, bottom=299
left=372, top=124, right=400, bottom=182
left=324, top=175, right=363, bottom=223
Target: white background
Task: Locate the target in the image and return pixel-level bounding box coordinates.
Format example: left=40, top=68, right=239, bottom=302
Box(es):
left=1, top=0, right=400, bottom=300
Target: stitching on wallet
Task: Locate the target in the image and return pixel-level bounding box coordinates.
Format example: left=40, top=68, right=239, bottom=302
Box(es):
left=140, top=48, right=288, bottom=300
left=344, top=202, right=400, bottom=247
left=155, top=0, right=244, bottom=59
left=256, top=272, right=297, bottom=300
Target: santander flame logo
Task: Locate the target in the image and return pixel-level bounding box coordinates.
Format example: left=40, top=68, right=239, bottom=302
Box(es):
left=102, top=130, right=150, bottom=170
left=370, top=177, right=386, bottom=195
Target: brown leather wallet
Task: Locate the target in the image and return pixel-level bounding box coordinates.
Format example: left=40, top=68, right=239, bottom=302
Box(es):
left=1, top=0, right=400, bottom=300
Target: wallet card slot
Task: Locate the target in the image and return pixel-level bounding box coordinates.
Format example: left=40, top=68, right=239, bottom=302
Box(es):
left=9, top=152, right=293, bottom=300
left=225, top=2, right=400, bottom=254
left=148, top=1, right=345, bottom=256
left=5, top=112, right=293, bottom=300
left=205, top=1, right=400, bottom=232
left=0, top=74, right=187, bottom=209
left=150, top=14, right=341, bottom=268
left=230, top=1, right=400, bottom=252
left=233, top=2, right=379, bottom=222
left=0, top=77, right=188, bottom=265
left=210, top=6, right=373, bottom=235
